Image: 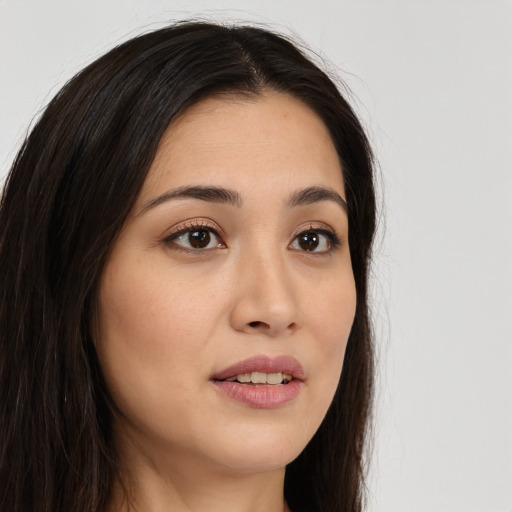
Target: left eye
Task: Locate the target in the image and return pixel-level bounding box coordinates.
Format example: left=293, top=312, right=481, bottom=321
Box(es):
left=168, top=228, right=225, bottom=250
left=289, top=230, right=334, bottom=253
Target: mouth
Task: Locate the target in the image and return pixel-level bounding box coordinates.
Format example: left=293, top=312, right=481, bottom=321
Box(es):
left=211, top=354, right=305, bottom=383
left=223, top=371, right=294, bottom=385
left=211, top=355, right=304, bottom=408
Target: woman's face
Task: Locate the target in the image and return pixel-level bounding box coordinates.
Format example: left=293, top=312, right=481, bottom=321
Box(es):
left=96, top=92, right=356, bottom=476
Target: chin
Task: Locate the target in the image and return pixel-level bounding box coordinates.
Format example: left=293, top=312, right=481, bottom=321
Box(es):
left=218, top=450, right=297, bottom=475
left=204, top=423, right=310, bottom=474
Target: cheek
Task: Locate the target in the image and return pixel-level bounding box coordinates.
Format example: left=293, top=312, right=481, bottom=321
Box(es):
left=97, top=255, right=218, bottom=355
left=94, top=257, right=216, bottom=429
left=309, top=268, right=356, bottom=378
left=307, top=265, right=356, bottom=355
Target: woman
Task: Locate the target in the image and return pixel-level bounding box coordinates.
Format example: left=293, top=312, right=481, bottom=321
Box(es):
left=0, top=21, right=376, bottom=512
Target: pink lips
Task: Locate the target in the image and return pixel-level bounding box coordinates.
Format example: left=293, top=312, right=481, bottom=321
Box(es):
left=211, top=355, right=304, bottom=409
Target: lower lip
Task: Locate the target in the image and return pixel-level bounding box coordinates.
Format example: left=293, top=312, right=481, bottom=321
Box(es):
left=212, top=380, right=303, bottom=409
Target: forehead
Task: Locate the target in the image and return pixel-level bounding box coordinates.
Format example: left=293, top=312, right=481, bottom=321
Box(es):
left=137, top=91, right=345, bottom=206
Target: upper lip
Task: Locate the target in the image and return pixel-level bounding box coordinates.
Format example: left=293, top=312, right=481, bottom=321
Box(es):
left=212, top=355, right=305, bottom=381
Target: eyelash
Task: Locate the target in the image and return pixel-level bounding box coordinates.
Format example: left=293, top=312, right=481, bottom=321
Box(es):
left=290, top=227, right=341, bottom=253
left=162, top=221, right=341, bottom=254
left=162, top=221, right=225, bottom=253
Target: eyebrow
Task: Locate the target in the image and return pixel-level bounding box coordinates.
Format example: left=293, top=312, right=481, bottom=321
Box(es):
left=287, top=186, right=347, bottom=212
left=140, top=185, right=347, bottom=214
left=140, top=185, right=243, bottom=214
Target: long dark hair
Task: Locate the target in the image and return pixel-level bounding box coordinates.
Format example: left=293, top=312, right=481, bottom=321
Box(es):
left=0, top=21, right=376, bottom=512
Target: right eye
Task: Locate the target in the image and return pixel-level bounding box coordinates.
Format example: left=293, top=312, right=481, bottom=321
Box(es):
left=164, top=225, right=226, bottom=251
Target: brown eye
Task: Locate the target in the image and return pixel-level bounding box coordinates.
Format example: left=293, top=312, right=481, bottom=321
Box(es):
left=298, top=232, right=320, bottom=251
left=188, top=229, right=211, bottom=248
left=290, top=229, right=338, bottom=254
left=167, top=226, right=225, bottom=251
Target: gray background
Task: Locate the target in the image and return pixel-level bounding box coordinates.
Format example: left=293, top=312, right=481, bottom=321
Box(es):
left=1, top=1, right=511, bottom=511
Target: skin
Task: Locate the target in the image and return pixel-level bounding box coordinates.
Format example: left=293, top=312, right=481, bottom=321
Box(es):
left=96, top=91, right=356, bottom=512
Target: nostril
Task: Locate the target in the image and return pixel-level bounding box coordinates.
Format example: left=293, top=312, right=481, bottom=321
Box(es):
left=248, top=321, right=270, bottom=329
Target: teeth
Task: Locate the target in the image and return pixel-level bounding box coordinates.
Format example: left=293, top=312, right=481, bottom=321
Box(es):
left=224, top=372, right=294, bottom=384
left=266, top=372, right=283, bottom=384
left=251, top=371, right=267, bottom=384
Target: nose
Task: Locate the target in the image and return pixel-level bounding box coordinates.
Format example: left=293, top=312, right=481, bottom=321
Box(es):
left=229, top=249, right=301, bottom=337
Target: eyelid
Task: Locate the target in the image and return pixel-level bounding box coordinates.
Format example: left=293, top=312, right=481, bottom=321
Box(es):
left=163, top=218, right=223, bottom=238
left=160, top=219, right=342, bottom=254
left=289, top=223, right=342, bottom=253
left=162, top=219, right=226, bottom=251
left=291, top=222, right=339, bottom=240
